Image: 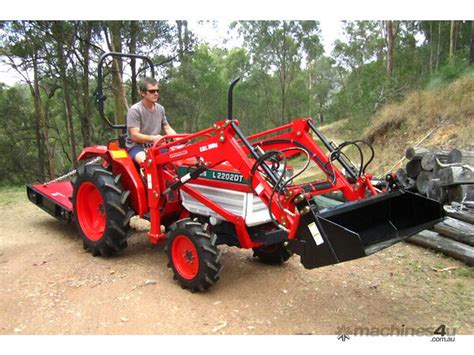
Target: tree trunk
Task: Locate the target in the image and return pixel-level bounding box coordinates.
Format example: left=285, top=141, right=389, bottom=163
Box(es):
left=108, top=21, right=128, bottom=124
left=129, top=21, right=139, bottom=104
left=33, top=107, right=45, bottom=179
left=396, top=167, right=407, bottom=182
left=429, top=21, right=434, bottom=75
left=470, top=21, right=474, bottom=64
left=436, top=22, right=441, bottom=71
left=52, top=22, right=78, bottom=168
left=439, top=166, right=474, bottom=186
left=281, top=80, right=286, bottom=126
left=79, top=21, right=92, bottom=147
left=406, top=159, right=422, bottom=178
left=433, top=217, right=474, bottom=246
left=177, top=20, right=184, bottom=63
left=447, top=149, right=474, bottom=165
left=279, top=59, right=287, bottom=125
left=184, top=21, right=189, bottom=51
left=444, top=204, right=474, bottom=224
left=420, top=151, right=450, bottom=171
left=405, top=147, right=431, bottom=161
left=32, top=50, right=55, bottom=179
left=280, top=21, right=288, bottom=125
left=427, top=179, right=447, bottom=204
left=447, top=184, right=474, bottom=203
left=416, top=170, right=433, bottom=195
left=308, top=69, right=312, bottom=117
left=407, top=230, right=474, bottom=266
left=396, top=168, right=416, bottom=190
left=386, top=21, right=394, bottom=77
left=449, top=20, right=457, bottom=58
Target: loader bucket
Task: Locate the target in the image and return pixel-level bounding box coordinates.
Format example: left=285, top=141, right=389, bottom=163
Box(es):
left=291, top=190, right=445, bottom=269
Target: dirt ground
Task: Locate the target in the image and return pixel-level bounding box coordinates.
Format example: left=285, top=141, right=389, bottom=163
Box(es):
left=0, top=193, right=473, bottom=335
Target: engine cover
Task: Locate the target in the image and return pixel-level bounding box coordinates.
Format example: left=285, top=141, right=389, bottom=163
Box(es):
left=180, top=183, right=272, bottom=227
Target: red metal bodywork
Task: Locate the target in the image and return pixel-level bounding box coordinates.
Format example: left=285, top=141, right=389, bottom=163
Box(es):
left=78, top=144, right=148, bottom=217
left=29, top=181, right=73, bottom=211
left=141, top=118, right=377, bottom=246
left=171, top=234, right=200, bottom=279
left=29, top=118, right=378, bottom=250
left=75, top=181, right=106, bottom=241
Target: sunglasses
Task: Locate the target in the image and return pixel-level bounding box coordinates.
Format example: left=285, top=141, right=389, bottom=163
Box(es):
left=147, top=89, right=160, bottom=94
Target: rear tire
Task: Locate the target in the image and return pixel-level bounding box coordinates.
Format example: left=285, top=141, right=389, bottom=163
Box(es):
left=166, top=218, right=222, bottom=292
left=253, top=242, right=293, bottom=264
left=72, top=164, right=133, bottom=257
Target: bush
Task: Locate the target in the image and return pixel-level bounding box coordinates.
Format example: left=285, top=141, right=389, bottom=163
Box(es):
left=427, top=56, right=474, bottom=88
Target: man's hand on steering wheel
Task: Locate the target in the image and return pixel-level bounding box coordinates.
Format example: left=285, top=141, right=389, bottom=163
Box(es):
left=152, top=134, right=163, bottom=143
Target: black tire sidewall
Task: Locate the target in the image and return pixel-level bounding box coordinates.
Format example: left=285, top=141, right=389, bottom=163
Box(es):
left=72, top=164, right=131, bottom=255
left=166, top=219, right=221, bottom=292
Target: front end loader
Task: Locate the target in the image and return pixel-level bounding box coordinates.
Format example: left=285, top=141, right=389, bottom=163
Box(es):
left=27, top=52, right=444, bottom=292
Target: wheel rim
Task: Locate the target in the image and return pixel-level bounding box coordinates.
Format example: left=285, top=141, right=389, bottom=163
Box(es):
left=76, top=182, right=106, bottom=241
left=171, top=235, right=199, bottom=280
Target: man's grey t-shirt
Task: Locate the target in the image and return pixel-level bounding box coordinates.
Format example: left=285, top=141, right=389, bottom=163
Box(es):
left=126, top=101, right=168, bottom=150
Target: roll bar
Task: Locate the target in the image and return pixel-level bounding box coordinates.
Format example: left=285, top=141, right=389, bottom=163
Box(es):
left=95, top=52, right=155, bottom=130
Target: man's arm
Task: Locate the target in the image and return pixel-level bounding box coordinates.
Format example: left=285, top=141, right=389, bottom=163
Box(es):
left=163, top=123, right=177, bottom=136
left=128, top=127, right=162, bottom=144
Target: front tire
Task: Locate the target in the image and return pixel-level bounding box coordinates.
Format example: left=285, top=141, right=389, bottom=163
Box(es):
left=72, top=164, right=133, bottom=257
left=166, top=219, right=222, bottom=292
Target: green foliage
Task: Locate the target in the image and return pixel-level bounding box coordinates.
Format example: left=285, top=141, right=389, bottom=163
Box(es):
left=235, top=21, right=324, bottom=124
left=0, top=185, right=25, bottom=206
left=325, top=20, right=474, bottom=134
left=0, top=85, right=39, bottom=184
left=428, top=56, right=473, bottom=86
left=0, top=20, right=473, bottom=185
left=333, top=21, right=384, bottom=69
left=455, top=267, right=474, bottom=279
left=327, top=61, right=387, bottom=124
left=307, top=56, right=341, bottom=113
left=162, top=45, right=227, bottom=132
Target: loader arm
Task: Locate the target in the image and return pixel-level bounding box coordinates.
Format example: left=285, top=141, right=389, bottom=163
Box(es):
left=142, top=117, right=444, bottom=265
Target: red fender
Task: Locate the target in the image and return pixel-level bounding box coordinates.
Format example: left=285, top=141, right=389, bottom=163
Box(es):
left=77, top=145, right=108, bottom=161
left=77, top=145, right=148, bottom=216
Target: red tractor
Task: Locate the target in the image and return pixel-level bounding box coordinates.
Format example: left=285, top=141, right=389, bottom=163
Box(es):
left=27, top=53, right=444, bottom=292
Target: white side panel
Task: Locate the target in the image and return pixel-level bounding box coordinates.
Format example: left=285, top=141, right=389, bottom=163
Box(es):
left=180, top=184, right=271, bottom=226
left=181, top=184, right=247, bottom=219
left=245, top=193, right=273, bottom=226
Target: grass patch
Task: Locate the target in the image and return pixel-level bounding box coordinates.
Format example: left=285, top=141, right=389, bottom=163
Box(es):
left=361, top=75, right=474, bottom=177
left=454, top=280, right=467, bottom=292
left=0, top=186, right=27, bottom=206
left=454, top=267, right=474, bottom=279
left=432, top=262, right=447, bottom=270
left=408, top=260, right=425, bottom=274
left=286, top=152, right=328, bottom=184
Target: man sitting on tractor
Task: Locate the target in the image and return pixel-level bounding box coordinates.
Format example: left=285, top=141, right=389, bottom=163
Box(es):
left=126, top=77, right=177, bottom=163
